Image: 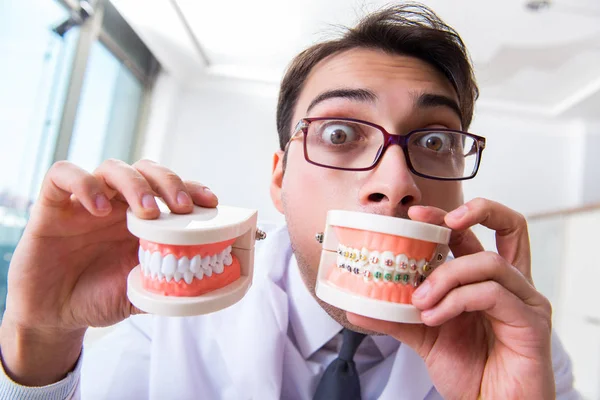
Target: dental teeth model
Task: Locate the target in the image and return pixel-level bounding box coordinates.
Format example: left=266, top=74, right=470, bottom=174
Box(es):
left=126, top=203, right=259, bottom=317
left=316, top=210, right=451, bottom=324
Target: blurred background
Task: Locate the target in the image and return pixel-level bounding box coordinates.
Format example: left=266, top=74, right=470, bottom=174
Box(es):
left=1, top=0, right=599, bottom=397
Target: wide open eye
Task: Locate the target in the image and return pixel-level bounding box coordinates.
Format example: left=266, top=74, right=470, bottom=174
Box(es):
left=320, top=123, right=359, bottom=145
left=416, top=131, right=454, bottom=152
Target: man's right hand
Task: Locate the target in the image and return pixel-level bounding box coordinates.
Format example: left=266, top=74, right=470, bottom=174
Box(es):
left=0, top=159, right=218, bottom=386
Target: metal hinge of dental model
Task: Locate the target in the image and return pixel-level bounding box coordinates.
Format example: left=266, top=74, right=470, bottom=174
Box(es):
left=255, top=229, right=267, bottom=241
left=315, top=232, right=324, bottom=244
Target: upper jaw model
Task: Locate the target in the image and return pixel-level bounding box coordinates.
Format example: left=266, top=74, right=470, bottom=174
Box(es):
left=126, top=202, right=262, bottom=317
left=315, top=210, right=451, bottom=324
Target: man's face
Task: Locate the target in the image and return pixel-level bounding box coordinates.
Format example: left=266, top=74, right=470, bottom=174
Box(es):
left=271, top=48, right=464, bottom=329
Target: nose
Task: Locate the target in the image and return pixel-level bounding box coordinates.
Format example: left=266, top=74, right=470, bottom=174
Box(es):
left=358, top=144, right=422, bottom=217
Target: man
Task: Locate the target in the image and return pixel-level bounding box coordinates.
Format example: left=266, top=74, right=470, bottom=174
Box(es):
left=0, top=4, right=577, bottom=399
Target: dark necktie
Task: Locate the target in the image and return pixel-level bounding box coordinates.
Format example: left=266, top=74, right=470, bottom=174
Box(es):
left=313, top=328, right=367, bottom=400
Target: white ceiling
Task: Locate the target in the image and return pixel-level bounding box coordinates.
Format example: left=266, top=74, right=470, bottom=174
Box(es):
left=112, top=0, right=600, bottom=119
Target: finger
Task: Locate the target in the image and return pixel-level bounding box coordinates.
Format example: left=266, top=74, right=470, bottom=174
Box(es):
left=94, top=159, right=160, bottom=219
left=39, top=161, right=113, bottom=216
left=409, top=205, right=484, bottom=258
left=419, top=280, right=550, bottom=328
left=133, top=160, right=196, bottom=214
left=346, top=312, right=428, bottom=355
left=412, top=251, right=539, bottom=311
left=183, top=180, right=219, bottom=208
left=445, top=198, right=531, bottom=274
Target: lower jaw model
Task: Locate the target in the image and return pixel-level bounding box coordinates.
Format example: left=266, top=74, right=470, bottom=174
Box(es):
left=315, top=210, right=450, bottom=323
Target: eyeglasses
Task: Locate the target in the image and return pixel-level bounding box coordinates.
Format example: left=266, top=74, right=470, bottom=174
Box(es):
left=287, top=117, right=486, bottom=181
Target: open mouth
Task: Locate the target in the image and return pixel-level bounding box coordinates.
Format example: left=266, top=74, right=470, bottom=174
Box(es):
left=137, top=238, right=240, bottom=297
left=326, top=226, right=438, bottom=304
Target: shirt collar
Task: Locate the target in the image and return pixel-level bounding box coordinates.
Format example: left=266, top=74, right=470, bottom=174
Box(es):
left=285, top=254, right=342, bottom=359
left=371, top=334, right=400, bottom=358
left=284, top=253, right=400, bottom=359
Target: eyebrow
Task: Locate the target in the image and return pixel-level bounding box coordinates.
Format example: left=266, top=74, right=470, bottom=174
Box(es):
left=305, top=87, right=463, bottom=124
left=306, top=88, right=378, bottom=114
left=414, top=92, right=462, bottom=123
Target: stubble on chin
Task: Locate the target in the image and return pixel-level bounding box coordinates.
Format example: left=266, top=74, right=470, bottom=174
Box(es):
left=283, top=199, right=385, bottom=335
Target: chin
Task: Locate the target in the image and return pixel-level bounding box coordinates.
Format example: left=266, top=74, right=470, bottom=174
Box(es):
left=294, top=245, right=386, bottom=336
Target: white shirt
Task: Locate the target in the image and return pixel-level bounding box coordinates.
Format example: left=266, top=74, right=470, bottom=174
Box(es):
left=0, top=224, right=580, bottom=399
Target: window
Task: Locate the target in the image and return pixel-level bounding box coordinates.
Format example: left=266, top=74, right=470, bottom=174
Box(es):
left=0, top=0, right=159, bottom=318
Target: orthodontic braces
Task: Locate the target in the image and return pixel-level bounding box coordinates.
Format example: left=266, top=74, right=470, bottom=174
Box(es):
left=335, top=244, right=434, bottom=287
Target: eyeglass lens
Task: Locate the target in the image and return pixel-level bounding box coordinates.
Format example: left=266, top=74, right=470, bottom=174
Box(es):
left=304, top=119, right=479, bottom=179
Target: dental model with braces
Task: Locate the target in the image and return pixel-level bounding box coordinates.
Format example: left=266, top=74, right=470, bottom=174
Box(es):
left=126, top=202, right=261, bottom=316
left=315, top=210, right=450, bottom=323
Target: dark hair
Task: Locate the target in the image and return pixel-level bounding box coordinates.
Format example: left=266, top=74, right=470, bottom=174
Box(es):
left=276, top=3, right=479, bottom=151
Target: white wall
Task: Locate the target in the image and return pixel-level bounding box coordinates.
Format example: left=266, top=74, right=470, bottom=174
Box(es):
left=143, top=73, right=284, bottom=224
left=145, top=73, right=591, bottom=227
left=463, top=110, right=585, bottom=215
left=581, top=120, right=600, bottom=205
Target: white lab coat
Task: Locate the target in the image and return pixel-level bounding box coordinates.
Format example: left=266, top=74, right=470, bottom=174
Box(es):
left=74, top=224, right=577, bottom=400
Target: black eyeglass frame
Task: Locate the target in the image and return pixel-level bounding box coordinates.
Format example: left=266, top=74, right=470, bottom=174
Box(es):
left=288, top=117, right=486, bottom=181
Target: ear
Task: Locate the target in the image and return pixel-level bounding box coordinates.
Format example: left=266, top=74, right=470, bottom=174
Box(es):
left=270, top=150, right=285, bottom=214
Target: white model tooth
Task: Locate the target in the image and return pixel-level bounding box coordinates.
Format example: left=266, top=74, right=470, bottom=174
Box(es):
left=358, top=247, right=369, bottom=266
left=408, top=258, right=418, bottom=272
left=164, top=273, right=173, bottom=282
left=223, top=253, right=233, bottom=266
left=184, top=271, right=195, bottom=284
left=162, top=254, right=176, bottom=276
left=177, top=256, right=190, bottom=273
left=210, top=254, right=218, bottom=266
left=174, top=271, right=183, bottom=282
left=417, top=259, right=426, bottom=273
left=337, top=254, right=345, bottom=268
left=151, top=270, right=157, bottom=279
left=190, top=255, right=201, bottom=273
left=138, top=247, right=145, bottom=266
left=213, top=259, right=224, bottom=274
left=396, top=254, right=408, bottom=271
left=217, top=250, right=225, bottom=262
left=368, top=251, right=380, bottom=267
left=226, top=245, right=232, bottom=253
left=201, top=256, right=210, bottom=271
left=363, top=264, right=372, bottom=282
left=150, top=252, right=162, bottom=275
left=203, top=266, right=212, bottom=278
left=350, top=248, right=359, bottom=270
left=381, top=251, right=395, bottom=270
left=144, top=249, right=151, bottom=267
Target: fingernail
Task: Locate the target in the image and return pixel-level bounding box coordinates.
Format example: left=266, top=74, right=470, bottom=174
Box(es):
left=448, top=205, right=468, bottom=219
left=421, top=309, right=435, bottom=319
left=203, top=186, right=217, bottom=199
left=413, top=280, right=430, bottom=299
left=177, top=191, right=192, bottom=206
left=95, top=194, right=111, bottom=211
left=142, top=194, right=158, bottom=209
